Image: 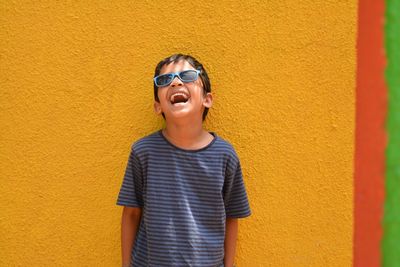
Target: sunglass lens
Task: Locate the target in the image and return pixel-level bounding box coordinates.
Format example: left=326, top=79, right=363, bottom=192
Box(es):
left=156, top=74, right=173, bottom=86
left=179, top=70, right=198, bottom=82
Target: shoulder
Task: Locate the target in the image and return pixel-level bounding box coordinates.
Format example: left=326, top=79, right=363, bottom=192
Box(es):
left=213, top=133, right=240, bottom=162
left=212, top=134, right=243, bottom=177
left=130, top=130, right=163, bottom=155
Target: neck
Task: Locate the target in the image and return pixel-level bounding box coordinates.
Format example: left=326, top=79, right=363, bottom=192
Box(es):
left=163, top=119, right=212, bottom=149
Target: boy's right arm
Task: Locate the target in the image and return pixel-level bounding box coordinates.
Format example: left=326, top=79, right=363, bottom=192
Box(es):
left=121, top=206, right=142, bottom=267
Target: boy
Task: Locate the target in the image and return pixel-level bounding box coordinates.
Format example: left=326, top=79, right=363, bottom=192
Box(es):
left=116, top=54, right=251, bottom=267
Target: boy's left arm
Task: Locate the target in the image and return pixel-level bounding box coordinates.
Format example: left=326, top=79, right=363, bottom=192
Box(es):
left=224, top=218, right=238, bottom=267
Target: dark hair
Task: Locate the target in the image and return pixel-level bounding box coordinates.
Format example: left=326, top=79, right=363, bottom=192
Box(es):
left=153, top=54, right=211, bottom=121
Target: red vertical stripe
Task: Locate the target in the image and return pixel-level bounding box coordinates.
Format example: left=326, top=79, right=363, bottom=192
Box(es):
left=354, top=0, right=387, bottom=266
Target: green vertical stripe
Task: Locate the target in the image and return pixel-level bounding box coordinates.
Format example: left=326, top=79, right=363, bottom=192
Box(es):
left=384, top=0, right=400, bottom=266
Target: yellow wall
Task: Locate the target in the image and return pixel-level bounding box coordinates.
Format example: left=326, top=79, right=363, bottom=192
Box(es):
left=0, top=1, right=356, bottom=266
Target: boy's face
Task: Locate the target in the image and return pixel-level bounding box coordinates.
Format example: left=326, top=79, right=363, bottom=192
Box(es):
left=154, top=60, right=212, bottom=123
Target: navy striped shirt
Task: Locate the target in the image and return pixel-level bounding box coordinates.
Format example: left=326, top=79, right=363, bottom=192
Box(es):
left=116, top=130, right=251, bottom=267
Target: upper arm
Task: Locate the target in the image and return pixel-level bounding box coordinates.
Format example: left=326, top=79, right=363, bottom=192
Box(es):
left=223, top=152, right=251, bottom=218
left=116, top=146, right=144, bottom=208
left=122, top=206, right=142, bottom=217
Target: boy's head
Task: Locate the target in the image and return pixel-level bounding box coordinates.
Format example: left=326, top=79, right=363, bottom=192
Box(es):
left=153, top=54, right=212, bottom=121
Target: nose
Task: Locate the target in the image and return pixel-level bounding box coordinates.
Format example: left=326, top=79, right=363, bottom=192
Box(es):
left=170, top=75, right=183, bottom=87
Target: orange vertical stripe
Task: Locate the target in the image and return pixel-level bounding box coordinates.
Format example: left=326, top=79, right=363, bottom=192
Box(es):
left=354, top=0, right=387, bottom=266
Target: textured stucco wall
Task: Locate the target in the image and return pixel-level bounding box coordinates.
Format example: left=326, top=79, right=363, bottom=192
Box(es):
left=0, top=1, right=356, bottom=266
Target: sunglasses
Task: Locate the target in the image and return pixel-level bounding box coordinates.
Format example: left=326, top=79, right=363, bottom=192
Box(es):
left=153, top=69, right=201, bottom=87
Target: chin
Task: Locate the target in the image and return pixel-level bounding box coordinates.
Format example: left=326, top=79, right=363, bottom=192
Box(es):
left=165, top=110, right=199, bottom=122
left=168, top=112, right=191, bottom=119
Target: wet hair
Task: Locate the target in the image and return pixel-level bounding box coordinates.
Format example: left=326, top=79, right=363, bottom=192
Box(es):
left=153, top=54, right=211, bottom=121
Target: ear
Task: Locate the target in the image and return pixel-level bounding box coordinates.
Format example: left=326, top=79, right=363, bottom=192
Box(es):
left=154, top=101, right=162, bottom=115
left=203, top=92, right=213, bottom=108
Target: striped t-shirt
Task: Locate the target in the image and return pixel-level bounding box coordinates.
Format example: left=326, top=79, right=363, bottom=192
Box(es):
left=116, top=130, right=251, bottom=267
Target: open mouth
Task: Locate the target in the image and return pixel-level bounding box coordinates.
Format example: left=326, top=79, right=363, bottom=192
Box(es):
left=170, top=92, right=190, bottom=105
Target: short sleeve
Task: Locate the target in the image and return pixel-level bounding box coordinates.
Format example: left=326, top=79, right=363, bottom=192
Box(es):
left=116, top=146, right=143, bottom=207
left=223, top=156, right=251, bottom=218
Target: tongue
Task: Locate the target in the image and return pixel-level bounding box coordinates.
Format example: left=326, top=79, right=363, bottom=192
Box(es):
left=173, top=95, right=188, bottom=104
